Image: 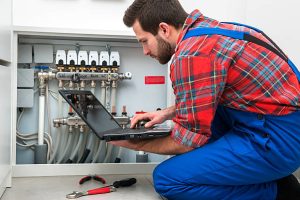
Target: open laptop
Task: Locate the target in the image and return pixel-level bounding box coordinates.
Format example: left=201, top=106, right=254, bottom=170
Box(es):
left=59, top=90, right=171, bottom=141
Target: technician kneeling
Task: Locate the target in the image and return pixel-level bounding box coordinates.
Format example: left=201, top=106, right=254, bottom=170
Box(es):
left=110, top=0, right=300, bottom=199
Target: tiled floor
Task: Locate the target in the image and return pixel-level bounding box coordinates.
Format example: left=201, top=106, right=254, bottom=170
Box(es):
left=2, top=173, right=299, bottom=200
left=1, top=175, right=164, bottom=200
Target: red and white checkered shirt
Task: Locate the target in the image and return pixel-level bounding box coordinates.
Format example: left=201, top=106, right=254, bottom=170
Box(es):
left=170, top=10, right=300, bottom=148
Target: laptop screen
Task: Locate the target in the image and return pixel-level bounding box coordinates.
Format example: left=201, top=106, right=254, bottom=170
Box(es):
left=60, top=90, right=121, bottom=137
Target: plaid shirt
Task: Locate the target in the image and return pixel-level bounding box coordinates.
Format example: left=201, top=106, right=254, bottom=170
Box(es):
left=170, top=10, right=300, bottom=148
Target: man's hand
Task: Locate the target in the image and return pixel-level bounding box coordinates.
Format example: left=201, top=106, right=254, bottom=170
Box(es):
left=130, top=106, right=176, bottom=128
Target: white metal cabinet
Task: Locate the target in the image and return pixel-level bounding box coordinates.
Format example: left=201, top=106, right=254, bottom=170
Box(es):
left=0, top=0, right=12, bottom=196
left=0, top=0, right=12, bottom=62
left=0, top=65, right=12, bottom=197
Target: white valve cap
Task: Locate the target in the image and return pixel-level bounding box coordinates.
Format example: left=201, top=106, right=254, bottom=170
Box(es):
left=78, top=51, right=88, bottom=66
left=100, top=51, right=109, bottom=66
left=56, top=50, right=66, bottom=65
left=89, top=51, right=99, bottom=66
left=67, top=50, right=78, bottom=65
left=110, top=51, right=120, bottom=66
left=125, top=72, right=132, bottom=79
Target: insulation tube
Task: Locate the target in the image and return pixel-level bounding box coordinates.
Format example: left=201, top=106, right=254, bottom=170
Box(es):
left=90, top=81, right=107, bottom=162
left=94, top=81, right=108, bottom=163
left=100, top=81, right=106, bottom=104
left=48, top=81, right=63, bottom=164
left=68, top=131, right=84, bottom=163
left=57, top=129, right=73, bottom=163
left=110, top=81, right=117, bottom=112
left=77, top=132, right=88, bottom=163
left=111, top=81, right=122, bottom=162
left=103, top=81, right=113, bottom=163
left=92, top=137, right=105, bottom=163
left=83, top=85, right=99, bottom=163
left=38, top=95, right=45, bottom=145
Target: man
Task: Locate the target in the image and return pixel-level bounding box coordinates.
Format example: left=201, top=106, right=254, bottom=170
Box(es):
left=110, top=0, right=300, bottom=199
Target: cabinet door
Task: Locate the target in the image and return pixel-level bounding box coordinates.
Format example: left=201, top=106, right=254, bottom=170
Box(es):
left=0, top=0, right=12, bottom=62
left=0, top=65, right=11, bottom=195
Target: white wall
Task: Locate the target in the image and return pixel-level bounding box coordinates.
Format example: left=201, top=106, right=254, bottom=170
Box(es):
left=12, top=0, right=300, bottom=57
left=181, top=0, right=246, bottom=22
left=0, top=0, right=12, bottom=62
left=245, top=0, right=300, bottom=67
left=13, top=0, right=133, bottom=32
left=182, top=0, right=300, bottom=67
left=13, top=0, right=246, bottom=32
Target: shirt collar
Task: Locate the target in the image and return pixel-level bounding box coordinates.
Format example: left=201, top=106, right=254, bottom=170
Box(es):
left=175, top=9, right=203, bottom=52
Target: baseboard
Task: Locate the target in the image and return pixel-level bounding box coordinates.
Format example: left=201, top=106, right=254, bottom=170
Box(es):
left=13, top=163, right=158, bottom=177
left=0, top=169, right=11, bottom=198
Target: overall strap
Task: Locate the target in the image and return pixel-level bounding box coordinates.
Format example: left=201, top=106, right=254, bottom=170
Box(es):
left=222, top=22, right=287, bottom=60
left=182, top=25, right=300, bottom=82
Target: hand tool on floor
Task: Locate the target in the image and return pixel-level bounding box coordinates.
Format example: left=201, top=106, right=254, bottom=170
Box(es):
left=79, top=175, right=106, bottom=185
left=66, top=178, right=137, bottom=199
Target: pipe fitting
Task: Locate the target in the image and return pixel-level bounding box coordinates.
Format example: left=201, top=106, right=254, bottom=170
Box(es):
left=112, top=80, right=117, bottom=88
left=53, top=116, right=86, bottom=128
left=80, top=80, right=85, bottom=89
left=119, top=72, right=132, bottom=80
left=91, top=80, right=96, bottom=88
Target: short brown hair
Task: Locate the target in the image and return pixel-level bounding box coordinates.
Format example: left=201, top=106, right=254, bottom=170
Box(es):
left=123, top=0, right=188, bottom=35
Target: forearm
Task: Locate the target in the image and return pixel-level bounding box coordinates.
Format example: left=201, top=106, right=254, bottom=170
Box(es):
left=135, top=135, right=193, bottom=155
left=163, top=105, right=176, bottom=120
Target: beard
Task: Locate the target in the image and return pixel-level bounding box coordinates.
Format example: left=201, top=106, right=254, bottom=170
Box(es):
left=156, top=35, right=175, bottom=64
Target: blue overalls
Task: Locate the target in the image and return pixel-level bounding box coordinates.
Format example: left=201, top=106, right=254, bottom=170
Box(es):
left=153, top=23, right=300, bottom=200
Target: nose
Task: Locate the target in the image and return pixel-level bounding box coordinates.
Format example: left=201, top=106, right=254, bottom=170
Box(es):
left=143, top=46, right=150, bottom=56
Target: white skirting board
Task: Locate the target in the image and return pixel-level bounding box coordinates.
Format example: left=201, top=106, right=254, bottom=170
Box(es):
left=0, top=169, right=11, bottom=197
left=12, top=163, right=158, bottom=177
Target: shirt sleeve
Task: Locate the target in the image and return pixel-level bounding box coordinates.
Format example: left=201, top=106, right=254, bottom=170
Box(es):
left=170, top=55, right=227, bottom=148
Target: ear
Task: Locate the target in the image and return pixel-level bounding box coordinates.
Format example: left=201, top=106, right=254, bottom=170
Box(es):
left=158, top=22, right=170, bottom=39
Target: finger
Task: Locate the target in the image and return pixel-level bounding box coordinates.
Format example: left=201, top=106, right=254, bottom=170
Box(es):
left=130, top=114, right=150, bottom=128
left=145, top=119, right=157, bottom=128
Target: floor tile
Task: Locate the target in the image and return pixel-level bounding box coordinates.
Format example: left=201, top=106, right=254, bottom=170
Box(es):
left=1, top=175, right=162, bottom=200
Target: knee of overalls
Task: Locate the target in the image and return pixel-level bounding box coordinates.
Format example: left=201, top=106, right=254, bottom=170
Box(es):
left=153, top=162, right=170, bottom=196
left=153, top=161, right=181, bottom=198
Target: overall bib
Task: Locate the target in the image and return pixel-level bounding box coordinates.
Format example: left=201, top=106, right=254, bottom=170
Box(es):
left=153, top=23, right=300, bottom=200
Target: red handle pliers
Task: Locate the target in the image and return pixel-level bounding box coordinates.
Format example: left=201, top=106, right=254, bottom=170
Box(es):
left=66, top=178, right=137, bottom=199
left=79, top=175, right=106, bottom=185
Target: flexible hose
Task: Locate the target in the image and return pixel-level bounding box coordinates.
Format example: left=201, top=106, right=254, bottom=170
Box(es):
left=69, top=131, right=84, bottom=162
left=48, top=93, right=63, bottom=164
left=76, top=131, right=88, bottom=163
left=91, top=140, right=106, bottom=163
left=79, top=149, right=90, bottom=163
left=83, top=132, right=95, bottom=163
left=103, top=143, right=113, bottom=163
left=57, top=130, right=73, bottom=164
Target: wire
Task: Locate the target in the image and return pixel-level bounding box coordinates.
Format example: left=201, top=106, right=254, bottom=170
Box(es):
left=16, top=136, right=52, bottom=160
left=17, top=108, right=53, bottom=161
left=16, top=141, right=36, bottom=147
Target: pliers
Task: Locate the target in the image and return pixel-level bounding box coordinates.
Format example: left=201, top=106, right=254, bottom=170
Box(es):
left=66, top=178, right=137, bottom=199
left=79, top=175, right=106, bottom=185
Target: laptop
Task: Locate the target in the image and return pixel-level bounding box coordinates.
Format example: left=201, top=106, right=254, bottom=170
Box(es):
left=59, top=90, right=171, bottom=141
